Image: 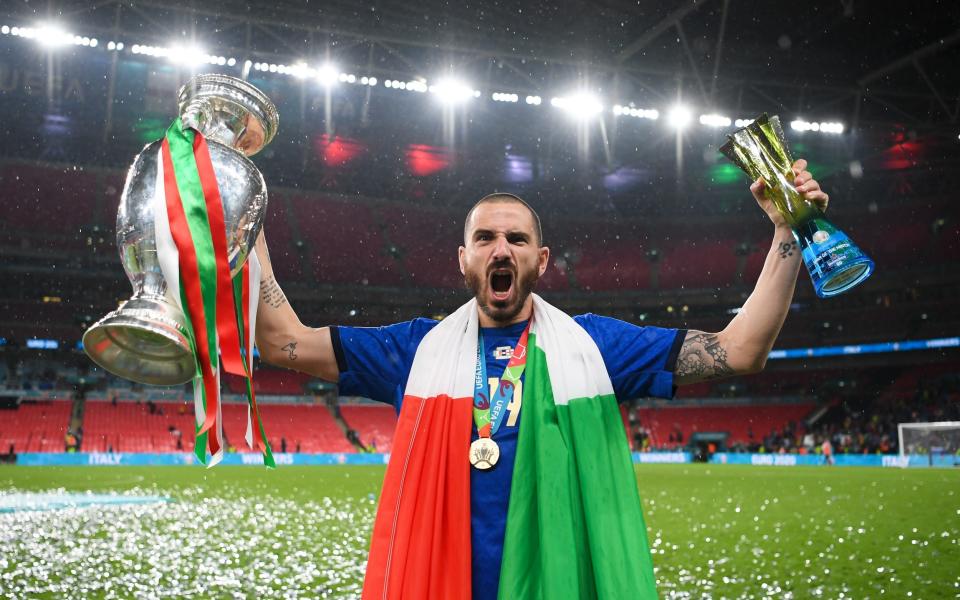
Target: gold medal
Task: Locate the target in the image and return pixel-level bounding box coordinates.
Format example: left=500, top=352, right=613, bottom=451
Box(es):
left=469, top=438, right=500, bottom=470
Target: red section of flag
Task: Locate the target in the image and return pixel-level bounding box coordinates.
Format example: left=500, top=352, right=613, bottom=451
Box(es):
left=362, top=394, right=473, bottom=600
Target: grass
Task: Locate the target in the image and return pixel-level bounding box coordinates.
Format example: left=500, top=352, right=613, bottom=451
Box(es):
left=1, top=464, right=958, bottom=599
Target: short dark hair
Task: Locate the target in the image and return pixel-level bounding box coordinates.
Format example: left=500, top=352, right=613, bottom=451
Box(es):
left=463, top=193, right=543, bottom=246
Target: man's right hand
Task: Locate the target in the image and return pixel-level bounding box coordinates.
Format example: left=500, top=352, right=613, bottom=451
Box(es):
left=253, top=231, right=340, bottom=382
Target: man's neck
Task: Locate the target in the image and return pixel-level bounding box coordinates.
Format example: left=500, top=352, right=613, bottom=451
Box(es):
left=477, top=297, right=533, bottom=328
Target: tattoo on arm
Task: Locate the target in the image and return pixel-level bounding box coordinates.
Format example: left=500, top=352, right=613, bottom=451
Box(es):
left=676, top=331, right=735, bottom=381
left=261, top=275, right=288, bottom=309
left=281, top=341, right=298, bottom=361
left=778, top=241, right=797, bottom=259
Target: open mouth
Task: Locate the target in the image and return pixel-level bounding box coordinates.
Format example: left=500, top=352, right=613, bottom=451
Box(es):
left=489, top=269, right=514, bottom=301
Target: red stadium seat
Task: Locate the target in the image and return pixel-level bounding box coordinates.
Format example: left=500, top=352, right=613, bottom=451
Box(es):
left=658, top=238, right=739, bottom=290
left=628, top=403, right=814, bottom=447
left=0, top=400, right=72, bottom=453
left=81, top=399, right=354, bottom=454
left=340, top=405, right=399, bottom=453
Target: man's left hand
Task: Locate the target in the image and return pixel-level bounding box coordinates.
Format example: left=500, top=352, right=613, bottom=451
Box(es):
left=750, top=158, right=829, bottom=228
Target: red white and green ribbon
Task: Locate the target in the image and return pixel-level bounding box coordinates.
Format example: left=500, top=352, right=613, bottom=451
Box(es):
left=152, top=118, right=274, bottom=468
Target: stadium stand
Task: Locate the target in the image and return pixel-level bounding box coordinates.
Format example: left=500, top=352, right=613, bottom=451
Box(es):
left=80, top=399, right=356, bottom=454
left=221, top=402, right=355, bottom=454
left=1, top=164, right=957, bottom=457
left=0, top=399, right=72, bottom=453
left=658, top=237, right=740, bottom=290
left=291, top=194, right=406, bottom=287
left=82, top=400, right=196, bottom=453
left=339, top=405, right=399, bottom=453
left=624, top=402, right=815, bottom=449
left=2, top=360, right=957, bottom=456
left=1, top=163, right=956, bottom=301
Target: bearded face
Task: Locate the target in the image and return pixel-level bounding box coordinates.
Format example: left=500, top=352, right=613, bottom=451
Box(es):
left=459, top=202, right=549, bottom=326
left=464, top=254, right=539, bottom=325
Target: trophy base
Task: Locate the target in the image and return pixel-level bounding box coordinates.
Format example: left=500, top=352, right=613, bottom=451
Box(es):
left=82, top=296, right=195, bottom=386
left=815, top=259, right=874, bottom=297
left=795, top=218, right=876, bottom=299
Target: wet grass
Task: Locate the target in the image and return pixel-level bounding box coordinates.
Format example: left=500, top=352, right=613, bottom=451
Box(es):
left=2, top=464, right=958, bottom=598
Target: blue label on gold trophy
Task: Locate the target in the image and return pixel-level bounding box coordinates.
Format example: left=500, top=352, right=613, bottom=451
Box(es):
left=795, top=218, right=874, bottom=298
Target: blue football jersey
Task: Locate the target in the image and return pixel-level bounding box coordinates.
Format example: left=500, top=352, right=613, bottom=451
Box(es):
left=332, top=313, right=684, bottom=600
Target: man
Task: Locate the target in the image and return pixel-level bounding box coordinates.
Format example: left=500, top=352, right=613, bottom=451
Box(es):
left=254, top=160, right=827, bottom=599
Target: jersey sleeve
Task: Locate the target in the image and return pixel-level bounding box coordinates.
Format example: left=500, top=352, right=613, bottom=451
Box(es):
left=330, top=318, right=437, bottom=407
left=574, top=313, right=685, bottom=401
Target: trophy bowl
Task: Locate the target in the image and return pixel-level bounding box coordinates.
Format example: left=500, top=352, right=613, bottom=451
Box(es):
left=83, top=74, right=277, bottom=385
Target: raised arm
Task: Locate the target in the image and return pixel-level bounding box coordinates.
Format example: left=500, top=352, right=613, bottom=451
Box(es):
left=253, top=231, right=339, bottom=382
left=675, top=159, right=827, bottom=385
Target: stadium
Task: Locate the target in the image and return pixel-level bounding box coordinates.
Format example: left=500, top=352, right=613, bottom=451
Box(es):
left=1, top=1, right=958, bottom=598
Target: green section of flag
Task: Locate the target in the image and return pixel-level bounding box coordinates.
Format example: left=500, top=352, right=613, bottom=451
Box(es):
left=498, top=332, right=657, bottom=599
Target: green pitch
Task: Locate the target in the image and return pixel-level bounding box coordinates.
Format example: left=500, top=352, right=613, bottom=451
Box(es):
left=2, top=464, right=958, bottom=598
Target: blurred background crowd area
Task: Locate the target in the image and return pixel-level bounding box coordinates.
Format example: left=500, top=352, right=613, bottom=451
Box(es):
left=0, top=1, right=957, bottom=458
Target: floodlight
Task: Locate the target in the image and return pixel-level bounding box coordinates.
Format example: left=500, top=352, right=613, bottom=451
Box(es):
left=699, top=114, right=732, bottom=128
left=551, top=93, right=603, bottom=119
left=35, top=25, right=68, bottom=47
left=432, top=79, right=475, bottom=104
left=492, top=92, right=519, bottom=103
left=167, top=44, right=207, bottom=65
left=316, top=64, right=338, bottom=87
left=667, top=105, right=692, bottom=129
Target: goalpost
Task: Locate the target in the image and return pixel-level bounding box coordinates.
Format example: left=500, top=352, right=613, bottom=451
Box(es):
left=898, top=422, right=960, bottom=467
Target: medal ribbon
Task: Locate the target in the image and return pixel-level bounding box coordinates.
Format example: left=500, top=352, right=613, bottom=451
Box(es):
left=472, top=320, right=531, bottom=439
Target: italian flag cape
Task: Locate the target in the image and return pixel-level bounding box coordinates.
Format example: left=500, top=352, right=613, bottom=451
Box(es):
left=362, top=294, right=657, bottom=599
left=152, top=118, right=274, bottom=468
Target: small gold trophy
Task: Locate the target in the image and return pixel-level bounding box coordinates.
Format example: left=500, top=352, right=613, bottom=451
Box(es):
left=720, top=114, right=874, bottom=297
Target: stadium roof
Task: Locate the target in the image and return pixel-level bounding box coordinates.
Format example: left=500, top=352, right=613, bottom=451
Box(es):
left=5, top=0, right=960, bottom=131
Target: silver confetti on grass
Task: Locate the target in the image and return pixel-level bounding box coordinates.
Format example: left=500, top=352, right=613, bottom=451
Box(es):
left=0, top=494, right=374, bottom=599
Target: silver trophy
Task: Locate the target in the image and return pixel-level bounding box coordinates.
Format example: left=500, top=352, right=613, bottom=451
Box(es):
left=83, top=74, right=278, bottom=385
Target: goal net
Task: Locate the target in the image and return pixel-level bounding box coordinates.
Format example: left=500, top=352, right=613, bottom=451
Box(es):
left=898, top=422, right=960, bottom=466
